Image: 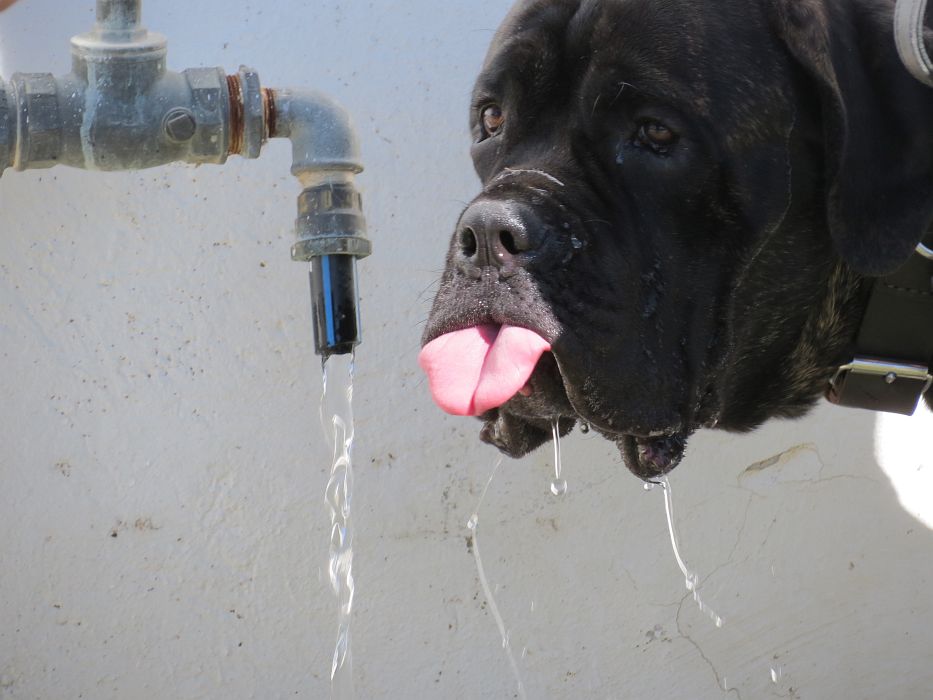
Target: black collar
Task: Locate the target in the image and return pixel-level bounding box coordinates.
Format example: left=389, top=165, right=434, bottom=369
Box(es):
left=844, top=3, right=933, bottom=414
left=827, top=239, right=933, bottom=415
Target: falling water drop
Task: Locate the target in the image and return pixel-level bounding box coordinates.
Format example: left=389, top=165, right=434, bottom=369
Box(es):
left=771, top=665, right=783, bottom=683
left=659, top=478, right=724, bottom=628
left=549, top=418, right=568, bottom=497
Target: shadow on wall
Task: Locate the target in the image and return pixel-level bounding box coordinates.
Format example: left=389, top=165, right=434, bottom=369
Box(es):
left=456, top=401, right=933, bottom=699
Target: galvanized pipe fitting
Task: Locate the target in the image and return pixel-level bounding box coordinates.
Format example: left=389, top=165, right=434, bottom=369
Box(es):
left=0, top=1, right=371, bottom=356
left=267, top=89, right=369, bottom=262
left=0, top=1, right=236, bottom=173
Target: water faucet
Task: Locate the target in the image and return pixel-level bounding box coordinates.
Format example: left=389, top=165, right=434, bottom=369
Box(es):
left=0, top=0, right=370, bottom=357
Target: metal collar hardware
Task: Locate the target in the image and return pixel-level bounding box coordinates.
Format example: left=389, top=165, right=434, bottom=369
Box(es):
left=829, top=357, right=933, bottom=415
left=827, top=240, right=933, bottom=415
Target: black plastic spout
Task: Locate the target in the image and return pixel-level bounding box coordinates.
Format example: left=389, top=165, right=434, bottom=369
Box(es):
left=309, top=255, right=361, bottom=357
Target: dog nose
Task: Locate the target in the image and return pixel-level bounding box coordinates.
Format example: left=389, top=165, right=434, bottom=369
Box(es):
left=457, top=200, right=534, bottom=275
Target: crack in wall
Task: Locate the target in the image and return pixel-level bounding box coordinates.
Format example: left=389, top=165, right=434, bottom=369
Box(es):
left=675, top=592, right=743, bottom=699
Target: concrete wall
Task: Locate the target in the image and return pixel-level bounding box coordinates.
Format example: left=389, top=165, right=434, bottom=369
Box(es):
left=1, top=2, right=931, bottom=698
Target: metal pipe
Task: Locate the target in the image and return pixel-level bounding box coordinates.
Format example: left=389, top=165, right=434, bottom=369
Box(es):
left=96, top=0, right=142, bottom=32
left=0, top=2, right=370, bottom=357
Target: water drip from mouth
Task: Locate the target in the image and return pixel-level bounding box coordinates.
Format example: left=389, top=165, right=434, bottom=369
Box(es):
left=653, top=477, right=724, bottom=629
left=550, top=418, right=568, bottom=496
left=321, top=354, right=357, bottom=699
left=468, top=457, right=528, bottom=700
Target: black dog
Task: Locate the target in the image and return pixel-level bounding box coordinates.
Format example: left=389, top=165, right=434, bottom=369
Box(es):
left=420, top=0, right=933, bottom=480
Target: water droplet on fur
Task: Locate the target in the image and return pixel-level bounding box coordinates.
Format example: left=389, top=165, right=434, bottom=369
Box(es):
left=570, top=235, right=584, bottom=250
left=467, top=515, right=478, bottom=531
left=579, top=422, right=590, bottom=434
left=642, top=289, right=659, bottom=319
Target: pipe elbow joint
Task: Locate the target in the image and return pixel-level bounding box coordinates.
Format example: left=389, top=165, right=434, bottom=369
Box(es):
left=269, top=88, right=363, bottom=183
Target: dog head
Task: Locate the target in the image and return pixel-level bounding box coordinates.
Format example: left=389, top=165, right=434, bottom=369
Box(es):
left=421, top=0, right=933, bottom=479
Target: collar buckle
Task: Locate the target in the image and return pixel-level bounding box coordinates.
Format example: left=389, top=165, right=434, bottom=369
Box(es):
left=828, top=356, right=932, bottom=415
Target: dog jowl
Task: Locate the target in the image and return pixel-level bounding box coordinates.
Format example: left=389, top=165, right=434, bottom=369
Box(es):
left=420, top=0, right=933, bottom=480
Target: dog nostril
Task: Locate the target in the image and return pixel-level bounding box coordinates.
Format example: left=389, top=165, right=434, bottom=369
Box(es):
left=460, top=227, right=478, bottom=257
left=499, top=230, right=522, bottom=256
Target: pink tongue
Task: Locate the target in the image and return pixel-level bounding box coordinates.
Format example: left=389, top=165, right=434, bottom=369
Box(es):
left=418, top=325, right=551, bottom=416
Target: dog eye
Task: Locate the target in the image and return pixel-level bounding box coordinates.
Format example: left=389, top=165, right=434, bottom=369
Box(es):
left=635, top=121, right=678, bottom=154
left=481, top=104, right=505, bottom=137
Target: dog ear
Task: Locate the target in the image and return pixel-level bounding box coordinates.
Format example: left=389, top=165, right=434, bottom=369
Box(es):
left=771, top=0, right=933, bottom=275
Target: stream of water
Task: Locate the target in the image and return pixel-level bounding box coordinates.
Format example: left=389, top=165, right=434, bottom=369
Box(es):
left=467, top=423, right=573, bottom=698
left=648, top=477, right=723, bottom=628
left=468, top=456, right=528, bottom=700
left=321, top=353, right=356, bottom=699
left=467, top=423, right=730, bottom=697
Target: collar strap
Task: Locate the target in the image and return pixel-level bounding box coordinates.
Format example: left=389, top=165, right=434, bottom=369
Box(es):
left=827, top=242, right=933, bottom=415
